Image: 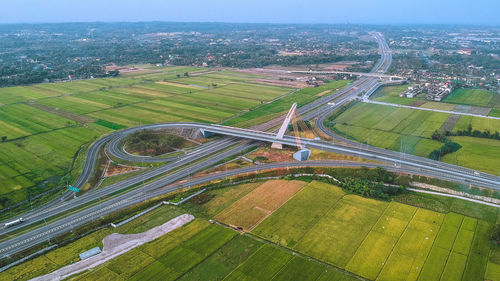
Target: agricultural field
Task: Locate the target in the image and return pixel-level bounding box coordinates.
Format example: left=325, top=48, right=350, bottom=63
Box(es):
left=247, top=180, right=500, bottom=281
left=225, top=80, right=350, bottom=127
left=75, top=222, right=357, bottom=281
left=331, top=102, right=449, bottom=153
left=214, top=180, right=306, bottom=230
left=373, top=85, right=500, bottom=118
left=5, top=179, right=500, bottom=281
left=330, top=102, right=500, bottom=173
left=1, top=208, right=355, bottom=280
left=252, top=180, right=346, bottom=247
left=443, top=89, right=498, bottom=108
left=0, top=66, right=300, bottom=207
left=453, top=115, right=500, bottom=133
left=372, top=84, right=417, bottom=105
left=191, top=182, right=263, bottom=217
left=441, top=137, right=500, bottom=174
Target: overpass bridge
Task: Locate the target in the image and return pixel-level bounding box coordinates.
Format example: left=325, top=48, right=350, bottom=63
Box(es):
left=290, top=70, right=404, bottom=80
left=173, top=123, right=500, bottom=189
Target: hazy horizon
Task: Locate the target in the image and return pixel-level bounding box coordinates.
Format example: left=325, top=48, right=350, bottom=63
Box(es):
left=3, top=0, right=500, bottom=26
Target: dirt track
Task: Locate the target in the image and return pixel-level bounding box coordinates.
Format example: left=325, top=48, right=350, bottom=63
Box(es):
left=30, top=214, right=194, bottom=281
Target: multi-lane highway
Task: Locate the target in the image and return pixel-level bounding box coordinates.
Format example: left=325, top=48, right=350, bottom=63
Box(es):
left=2, top=31, right=497, bottom=262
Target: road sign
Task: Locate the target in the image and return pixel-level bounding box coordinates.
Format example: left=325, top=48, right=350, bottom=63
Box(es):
left=69, top=185, right=79, bottom=193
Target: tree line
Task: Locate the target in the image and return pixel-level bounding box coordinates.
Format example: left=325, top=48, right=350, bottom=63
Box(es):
left=429, top=130, right=462, bottom=160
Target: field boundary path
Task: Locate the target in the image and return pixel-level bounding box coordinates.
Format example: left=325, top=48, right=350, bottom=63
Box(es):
left=30, top=214, right=194, bottom=281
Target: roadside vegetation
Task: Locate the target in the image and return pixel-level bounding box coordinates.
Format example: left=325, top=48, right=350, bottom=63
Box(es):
left=339, top=177, right=405, bottom=200
left=429, top=130, right=462, bottom=160
left=124, top=130, right=188, bottom=156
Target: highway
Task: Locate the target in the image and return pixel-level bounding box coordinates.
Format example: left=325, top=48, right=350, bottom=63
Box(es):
left=104, top=123, right=500, bottom=189
left=290, top=70, right=403, bottom=80
left=0, top=137, right=249, bottom=235
left=0, top=31, right=388, bottom=253
left=0, top=159, right=472, bottom=258
left=2, top=31, right=497, bottom=262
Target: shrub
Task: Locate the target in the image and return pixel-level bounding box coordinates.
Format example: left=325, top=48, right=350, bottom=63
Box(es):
left=339, top=177, right=405, bottom=200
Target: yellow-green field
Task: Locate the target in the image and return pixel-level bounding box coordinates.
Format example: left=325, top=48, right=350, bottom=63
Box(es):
left=249, top=181, right=500, bottom=281
left=5, top=179, right=500, bottom=281
left=441, top=137, right=500, bottom=174
left=225, top=80, right=350, bottom=127
left=331, top=102, right=449, bottom=154
left=1, top=209, right=357, bottom=281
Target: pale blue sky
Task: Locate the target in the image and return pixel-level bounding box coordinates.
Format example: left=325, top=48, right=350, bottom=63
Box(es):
left=2, top=0, right=499, bottom=25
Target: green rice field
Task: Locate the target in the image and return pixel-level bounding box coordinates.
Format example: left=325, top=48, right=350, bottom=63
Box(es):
left=372, top=84, right=417, bottom=105
left=444, top=89, right=497, bottom=108
left=373, top=85, right=500, bottom=117
left=0, top=66, right=299, bottom=207
left=441, top=137, right=500, bottom=175
left=225, top=80, right=350, bottom=127
left=330, top=102, right=500, bottom=173
left=0, top=215, right=357, bottom=281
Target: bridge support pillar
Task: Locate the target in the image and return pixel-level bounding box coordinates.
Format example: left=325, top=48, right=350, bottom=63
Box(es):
left=271, top=142, right=283, bottom=149
left=200, top=129, right=215, bottom=138
left=293, top=148, right=311, bottom=161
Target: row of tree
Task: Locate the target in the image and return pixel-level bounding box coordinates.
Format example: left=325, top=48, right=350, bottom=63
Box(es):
left=446, top=124, right=500, bottom=141
left=339, top=177, right=405, bottom=200
left=429, top=130, right=462, bottom=160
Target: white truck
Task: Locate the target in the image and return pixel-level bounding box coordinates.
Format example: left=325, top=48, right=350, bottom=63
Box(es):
left=4, top=218, right=24, bottom=228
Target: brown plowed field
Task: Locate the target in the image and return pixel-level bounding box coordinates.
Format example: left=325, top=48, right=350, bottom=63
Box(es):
left=214, top=180, right=306, bottom=230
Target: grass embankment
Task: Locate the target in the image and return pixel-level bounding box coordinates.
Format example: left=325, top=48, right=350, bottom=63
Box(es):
left=123, top=130, right=192, bottom=156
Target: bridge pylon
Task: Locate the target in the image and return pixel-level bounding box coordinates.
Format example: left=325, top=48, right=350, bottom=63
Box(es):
left=271, top=103, right=311, bottom=161
left=271, top=103, right=297, bottom=150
